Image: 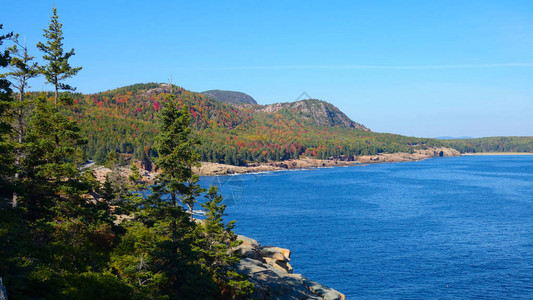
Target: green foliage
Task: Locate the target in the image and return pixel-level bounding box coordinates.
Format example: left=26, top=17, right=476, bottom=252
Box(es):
left=195, top=186, right=254, bottom=298
left=36, top=7, right=81, bottom=106
left=57, top=272, right=133, bottom=300
left=5, top=33, right=40, bottom=100
left=154, top=94, right=205, bottom=217
left=21, top=95, right=88, bottom=217
left=56, top=83, right=456, bottom=167
left=441, top=136, right=533, bottom=153
left=0, top=24, right=14, bottom=198
left=105, top=149, right=118, bottom=169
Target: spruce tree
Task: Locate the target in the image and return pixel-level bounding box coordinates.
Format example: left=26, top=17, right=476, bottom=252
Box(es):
left=154, top=94, right=205, bottom=228
left=4, top=34, right=39, bottom=207
left=36, top=7, right=81, bottom=108
left=5, top=34, right=39, bottom=142
left=195, top=186, right=254, bottom=298
left=21, top=94, right=88, bottom=219
left=0, top=24, right=14, bottom=201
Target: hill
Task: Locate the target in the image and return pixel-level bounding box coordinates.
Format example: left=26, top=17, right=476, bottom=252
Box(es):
left=258, top=99, right=368, bottom=130
left=201, top=89, right=257, bottom=105
left=62, top=83, right=447, bottom=166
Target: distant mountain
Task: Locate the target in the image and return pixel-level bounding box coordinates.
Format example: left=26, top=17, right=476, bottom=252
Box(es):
left=201, top=90, right=257, bottom=105
left=436, top=136, right=473, bottom=140
left=259, top=99, right=369, bottom=130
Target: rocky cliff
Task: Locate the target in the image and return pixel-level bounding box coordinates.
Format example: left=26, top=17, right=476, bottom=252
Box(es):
left=258, top=99, right=368, bottom=130
left=233, top=235, right=345, bottom=300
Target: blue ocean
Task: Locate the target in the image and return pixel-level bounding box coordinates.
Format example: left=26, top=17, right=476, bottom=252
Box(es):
left=200, top=156, right=533, bottom=299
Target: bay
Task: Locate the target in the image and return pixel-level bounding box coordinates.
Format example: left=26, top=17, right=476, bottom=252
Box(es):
left=199, top=156, right=533, bottom=299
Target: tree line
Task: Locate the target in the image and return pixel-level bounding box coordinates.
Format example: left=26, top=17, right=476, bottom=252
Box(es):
left=441, top=136, right=533, bottom=153
left=1, top=8, right=253, bottom=299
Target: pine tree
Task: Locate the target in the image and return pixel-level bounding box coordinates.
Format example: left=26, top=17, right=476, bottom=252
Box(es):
left=105, top=149, right=118, bottom=169
left=36, top=7, right=81, bottom=108
left=0, top=24, right=14, bottom=202
left=195, top=186, right=254, bottom=298
left=21, top=94, right=88, bottom=220
left=154, top=94, right=205, bottom=227
left=5, top=34, right=39, bottom=143
left=4, top=33, right=39, bottom=207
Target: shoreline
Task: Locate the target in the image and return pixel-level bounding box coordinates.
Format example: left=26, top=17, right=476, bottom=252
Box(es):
left=193, top=147, right=461, bottom=176
left=92, top=147, right=462, bottom=182
left=462, top=152, right=533, bottom=156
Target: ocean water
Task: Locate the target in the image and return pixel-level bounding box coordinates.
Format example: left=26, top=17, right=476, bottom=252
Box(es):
left=199, top=156, right=533, bottom=299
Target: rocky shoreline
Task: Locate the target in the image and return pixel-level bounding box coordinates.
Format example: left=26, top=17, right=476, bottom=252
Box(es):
left=92, top=147, right=460, bottom=182
left=233, top=235, right=345, bottom=300
left=193, top=147, right=460, bottom=176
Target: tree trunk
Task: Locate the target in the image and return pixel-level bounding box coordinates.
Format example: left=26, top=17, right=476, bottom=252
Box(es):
left=12, top=84, right=26, bottom=208
left=54, top=86, right=58, bottom=108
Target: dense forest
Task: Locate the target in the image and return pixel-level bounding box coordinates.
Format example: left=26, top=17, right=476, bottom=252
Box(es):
left=0, top=10, right=253, bottom=299
left=441, top=136, right=533, bottom=153
left=50, top=82, right=451, bottom=166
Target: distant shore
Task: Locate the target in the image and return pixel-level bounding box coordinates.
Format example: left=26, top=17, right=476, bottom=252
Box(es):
left=462, top=152, right=533, bottom=156
left=92, top=147, right=462, bottom=181
left=193, top=147, right=461, bottom=176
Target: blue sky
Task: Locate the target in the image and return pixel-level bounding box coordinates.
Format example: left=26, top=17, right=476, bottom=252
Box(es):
left=3, top=0, right=533, bottom=138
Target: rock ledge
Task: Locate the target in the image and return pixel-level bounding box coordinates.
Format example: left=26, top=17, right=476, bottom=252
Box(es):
left=233, top=235, right=345, bottom=300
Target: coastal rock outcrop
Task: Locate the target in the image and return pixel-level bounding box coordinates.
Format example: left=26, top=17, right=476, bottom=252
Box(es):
left=357, top=147, right=460, bottom=164
left=193, top=147, right=460, bottom=176
left=233, top=235, right=345, bottom=300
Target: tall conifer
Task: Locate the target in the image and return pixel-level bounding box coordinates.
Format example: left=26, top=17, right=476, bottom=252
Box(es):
left=36, top=7, right=81, bottom=108
left=4, top=34, right=39, bottom=207
left=0, top=24, right=14, bottom=200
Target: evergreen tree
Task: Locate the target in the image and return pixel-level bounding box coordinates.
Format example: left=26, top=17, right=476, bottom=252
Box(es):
left=4, top=33, right=39, bottom=207
left=105, top=149, right=118, bottom=169
left=195, top=186, right=254, bottom=298
left=5, top=33, right=39, bottom=142
left=0, top=24, right=14, bottom=202
left=36, top=7, right=81, bottom=107
left=20, top=94, right=88, bottom=220
left=154, top=94, right=205, bottom=226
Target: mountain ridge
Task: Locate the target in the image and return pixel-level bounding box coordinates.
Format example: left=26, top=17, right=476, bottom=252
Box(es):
left=258, top=99, right=368, bottom=130
left=201, top=89, right=258, bottom=105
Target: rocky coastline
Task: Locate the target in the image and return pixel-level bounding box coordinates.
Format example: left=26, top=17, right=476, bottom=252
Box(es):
left=233, top=235, right=345, bottom=300
left=92, top=147, right=460, bottom=182
left=193, top=147, right=460, bottom=176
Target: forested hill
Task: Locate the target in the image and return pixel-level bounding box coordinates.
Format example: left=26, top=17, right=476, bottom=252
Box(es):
left=65, top=83, right=446, bottom=165
left=201, top=89, right=257, bottom=105
left=258, top=99, right=368, bottom=130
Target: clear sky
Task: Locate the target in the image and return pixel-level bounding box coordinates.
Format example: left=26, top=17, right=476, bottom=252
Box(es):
left=3, top=0, right=533, bottom=138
